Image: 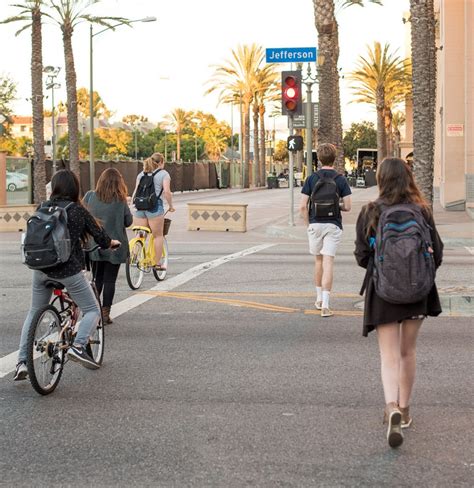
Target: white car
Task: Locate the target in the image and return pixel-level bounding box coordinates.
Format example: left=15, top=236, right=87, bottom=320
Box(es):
left=6, top=171, right=28, bottom=192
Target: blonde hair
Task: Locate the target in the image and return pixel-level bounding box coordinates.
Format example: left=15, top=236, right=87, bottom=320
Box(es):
left=143, top=152, right=164, bottom=173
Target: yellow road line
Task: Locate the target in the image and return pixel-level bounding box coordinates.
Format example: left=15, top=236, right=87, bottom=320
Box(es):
left=139, top=290, right=363, bottom=316
left=164, top=291, right=360, bottom=298
left=304, top=309, right=363, bottom=317
left=140, top=291, right=299, bottom=313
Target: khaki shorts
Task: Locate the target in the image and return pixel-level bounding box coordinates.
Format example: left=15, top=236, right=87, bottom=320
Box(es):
left=307, top=223, right=343, bottom=257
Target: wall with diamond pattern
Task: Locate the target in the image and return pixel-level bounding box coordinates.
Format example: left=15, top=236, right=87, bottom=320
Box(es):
left=187, top=203, right=248, bottom=232
left=0, top=205, right=36, bottom=232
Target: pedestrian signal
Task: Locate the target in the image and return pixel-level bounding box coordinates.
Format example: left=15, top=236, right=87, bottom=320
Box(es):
left=281, top=71, right=302, bottom=116
left=287, top=135, right=303, bottom=152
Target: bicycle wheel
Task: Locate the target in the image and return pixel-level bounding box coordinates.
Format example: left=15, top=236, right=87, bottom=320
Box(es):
left=153, top=238, right=168, bottom=281
left=88, top=283, right=105, bottom=365
left=126, top=240, right=145, bottom=289
left=26, top=305, right=64, bottom=395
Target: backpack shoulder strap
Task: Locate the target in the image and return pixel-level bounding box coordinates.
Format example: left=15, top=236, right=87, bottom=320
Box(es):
left=152, top=168, right=162, bottom=177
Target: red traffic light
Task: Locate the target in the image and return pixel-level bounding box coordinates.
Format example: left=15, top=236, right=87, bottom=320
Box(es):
left=281, top=71, right=302, bottom=116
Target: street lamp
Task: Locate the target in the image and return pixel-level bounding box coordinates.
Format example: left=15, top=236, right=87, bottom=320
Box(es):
left=44, top=66, right=61, bottom=175
left=89, top=16, right=157, bottom=189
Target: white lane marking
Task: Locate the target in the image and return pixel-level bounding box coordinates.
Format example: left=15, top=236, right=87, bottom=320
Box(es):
left=465, top=247, right=474, bottom=255
left=110, top=243, right=274, bottom=318
left=0, top=243, right=275, bottom=379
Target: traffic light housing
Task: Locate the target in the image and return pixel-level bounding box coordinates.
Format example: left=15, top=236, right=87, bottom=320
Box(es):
left=281, top=71, right=302, bottom=116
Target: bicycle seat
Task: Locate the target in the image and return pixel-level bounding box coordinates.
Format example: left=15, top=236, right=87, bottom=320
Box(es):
left=44, top=280, right=65, bottom=290
left=132, top=226, right=152, bottom=233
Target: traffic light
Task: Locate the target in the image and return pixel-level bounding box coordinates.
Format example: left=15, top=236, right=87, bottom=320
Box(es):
left=281, top=71, right=302, bottom=116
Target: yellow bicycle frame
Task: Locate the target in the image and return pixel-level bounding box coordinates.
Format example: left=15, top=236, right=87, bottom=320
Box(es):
left=128, top=226, right=159, bottom=270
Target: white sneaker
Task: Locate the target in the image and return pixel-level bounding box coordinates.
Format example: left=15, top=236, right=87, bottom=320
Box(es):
left=13, top=362, right=28, bottom=381
left=315, top=300, right=322, bottom=310
left=321, top=308, right=334, bottom=317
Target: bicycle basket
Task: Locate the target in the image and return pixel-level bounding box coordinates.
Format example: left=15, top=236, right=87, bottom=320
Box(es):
left=163, top=218, right=172, bottom=236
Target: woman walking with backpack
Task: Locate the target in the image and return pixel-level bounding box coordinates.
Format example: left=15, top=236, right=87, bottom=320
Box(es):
left=354, top=158, right=444, bottom=448
left=132, top=152, right=175, bottom=270
left=83, top=168, right=133, bottom=324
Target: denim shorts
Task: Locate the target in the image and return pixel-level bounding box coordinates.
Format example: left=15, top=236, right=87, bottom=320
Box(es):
left=134, top=199, right=164, bottom=219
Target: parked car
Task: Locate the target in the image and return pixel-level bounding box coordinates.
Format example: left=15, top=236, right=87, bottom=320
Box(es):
left=6, top=171, right=28, bottom=192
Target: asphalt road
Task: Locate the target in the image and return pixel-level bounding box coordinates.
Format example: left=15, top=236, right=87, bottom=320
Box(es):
left=1, top=187, right=473, bottom=487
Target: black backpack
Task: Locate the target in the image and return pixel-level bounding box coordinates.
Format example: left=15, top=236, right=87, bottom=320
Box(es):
left=373, top=203, right=436, bottom=304
left=308, top=170, right=341, bottom=220
left=133, top=169, right=162, bottom=211
left=21, top=201, right=73, bottom=270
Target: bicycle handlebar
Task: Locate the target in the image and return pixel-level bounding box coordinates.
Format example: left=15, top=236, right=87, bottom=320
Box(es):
left=84, top=242, right=121, bottom=254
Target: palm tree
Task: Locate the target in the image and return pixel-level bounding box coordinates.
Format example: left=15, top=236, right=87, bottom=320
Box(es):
left=164, top=108, right=193, bottom=161
left=49, top=0, right=129, bottom=175
left=1, top=1, right=47, bottom=202
left=254, top=68, right=279, bottom=185
left=313, top=0, right=382, bottom=171
left=206, top=44, right=266, bottom=188
left=409, top=0, right=437, bottom=204
left=391, top=111, right=406, bottom=157
left=348, top=42, right=411, bottom=162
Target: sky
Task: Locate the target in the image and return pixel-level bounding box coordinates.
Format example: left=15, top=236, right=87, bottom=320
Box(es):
left=0, top=0, right=410, bottom=138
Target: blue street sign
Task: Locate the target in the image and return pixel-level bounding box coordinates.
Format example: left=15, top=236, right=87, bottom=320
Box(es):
left=266, top=47, right=317, bottom=63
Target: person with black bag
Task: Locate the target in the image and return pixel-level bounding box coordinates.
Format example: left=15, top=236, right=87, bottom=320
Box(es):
left=131, top=153, right=175, bottom=270
left=299, top=143, right=352, bottom=317
left=15, top=170, right=120, bottom=380
left=354, top=157, right=443, bottom=448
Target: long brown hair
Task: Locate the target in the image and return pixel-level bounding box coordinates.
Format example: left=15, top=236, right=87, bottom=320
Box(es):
left=365, top=157, right=430, bottom=237
left=95, top=168, right=128, bottom=203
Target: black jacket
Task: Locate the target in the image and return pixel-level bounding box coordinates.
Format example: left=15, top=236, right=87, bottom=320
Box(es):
left=44, top=198, right=111, bottom=279
left=354, top=203, right=444, bottom=337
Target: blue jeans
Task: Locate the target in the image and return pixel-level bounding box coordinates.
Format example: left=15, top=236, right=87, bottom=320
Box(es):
left=133, top=198, right=164, bottom=219
left=18, top=271, right=101, bottom=362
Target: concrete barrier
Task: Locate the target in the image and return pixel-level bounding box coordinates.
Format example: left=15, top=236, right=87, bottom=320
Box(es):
left=0, top=205, right=36, bottom=232
left=187, top=202, right=248, bottom=232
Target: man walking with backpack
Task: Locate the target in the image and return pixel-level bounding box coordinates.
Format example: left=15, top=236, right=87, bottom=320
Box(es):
left=299, top=143, right=352, bottom=317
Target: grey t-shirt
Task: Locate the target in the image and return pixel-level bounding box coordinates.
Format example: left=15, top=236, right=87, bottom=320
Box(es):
left=136, top=169, right=170, bottom=199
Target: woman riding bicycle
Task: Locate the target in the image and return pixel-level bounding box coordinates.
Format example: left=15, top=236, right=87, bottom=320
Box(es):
left=14, top=170, right=120, bottom=380
left=131, top=152, right=175, bottom=270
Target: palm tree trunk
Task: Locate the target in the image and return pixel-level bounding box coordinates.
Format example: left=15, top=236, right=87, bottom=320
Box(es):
left=177, top=130, right=181, bottom=161
left=31, top=6, right=46, bottom=202
left=384, top=106, right=393, bottom=156
left=376, top=87, right=387, bottom=163
left=252, top=103, right=259, bottom=186
left=314, top=0, right=336, bottom=147
left=62, top=23, right=80, bottom=176
left=259, top=105, right=266, bottom=186
left=410, top=0, right=436, bottom=205
left=332, top=23, right=344, bottom=172
left=243, top=99, right=251, bottom=188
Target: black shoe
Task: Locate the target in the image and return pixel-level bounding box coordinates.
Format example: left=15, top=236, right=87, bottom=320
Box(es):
left=67, top=345, right=100, bottom=370
left=13, top=362, right=28, bottom=381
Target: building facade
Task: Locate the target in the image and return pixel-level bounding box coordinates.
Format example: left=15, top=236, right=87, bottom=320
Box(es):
left=434, top=0, right=473, bottom=214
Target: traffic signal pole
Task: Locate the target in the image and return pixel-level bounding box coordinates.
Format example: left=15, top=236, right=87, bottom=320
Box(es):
left=305, top=81, right=313, bottom=178
left=301, top=63, right=319, bottom=178
left=288, top=116, right=295, bottom=227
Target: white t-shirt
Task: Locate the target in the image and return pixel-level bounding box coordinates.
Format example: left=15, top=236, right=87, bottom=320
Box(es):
left=136, top=169, right=170, bottom=198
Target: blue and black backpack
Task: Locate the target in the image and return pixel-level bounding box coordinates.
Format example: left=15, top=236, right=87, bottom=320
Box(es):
left=373, top=202, right=436, bottom=304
